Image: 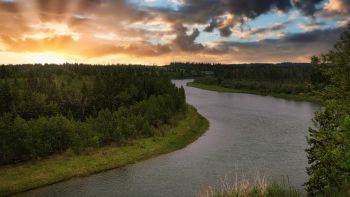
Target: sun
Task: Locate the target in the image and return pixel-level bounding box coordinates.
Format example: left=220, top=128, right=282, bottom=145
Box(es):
left=33, top=53, right=67, bottom=64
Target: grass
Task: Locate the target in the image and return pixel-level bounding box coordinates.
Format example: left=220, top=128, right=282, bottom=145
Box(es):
left=197, top=172, right=349, bottom=197
left=198, top=172, right=302, bottom=197
left=0, top=105, right=209, bottom=197
left=187, top=82, right=322, bottom=105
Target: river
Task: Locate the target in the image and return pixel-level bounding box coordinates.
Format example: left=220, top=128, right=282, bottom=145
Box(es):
left=17, top=79, right=319, bottom=197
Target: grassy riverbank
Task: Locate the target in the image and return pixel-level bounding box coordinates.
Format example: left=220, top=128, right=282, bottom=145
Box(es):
left=0, top=105, right=209, bottom=197
left=199, top=182, right=302, bottom=197
left=198, top=176, right=346, bottom=197
left=198, top=172, right=302, bottom=197
left=187, top=82, right=322, bottom=104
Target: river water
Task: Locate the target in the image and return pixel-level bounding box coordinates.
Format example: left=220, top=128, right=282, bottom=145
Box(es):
left=18, top=79, right=319, bottom=197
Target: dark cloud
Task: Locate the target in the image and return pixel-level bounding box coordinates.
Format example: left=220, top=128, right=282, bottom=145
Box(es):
left=186, top=26, right=347, bottom=63
left=180, top=0, right=292, bottom=18
left=209, top=26, right=346, bottom=58
left=205, top=18, right=290, bottom=38
left=204, top=16, right=239, bottom=37
left=157, top=0, right=335, bottom=38
left=172, top=23, right=204, bottom=51
left=204, top=18, right=217, bottom=32
left=293, top=0, right=325, bottom=16
left=219, top=26, right=233, bottom=37
left=284, top=26, right=346, bottom=43
left=221, top=0, right=292, bottom=18
left=250, top=21, right=291, bottom=35
left=0, top=0, right=19, bottom=13
left=167, top=0, right=293, bottom=36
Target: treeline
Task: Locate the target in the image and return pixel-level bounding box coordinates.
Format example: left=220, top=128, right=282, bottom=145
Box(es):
left=168, top=62, right=328, bottom=95
left=0, top=65, right=186, bottom=165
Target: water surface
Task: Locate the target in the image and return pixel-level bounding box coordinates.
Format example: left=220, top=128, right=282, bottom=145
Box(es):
left=18, top=79, right=319, bottom=197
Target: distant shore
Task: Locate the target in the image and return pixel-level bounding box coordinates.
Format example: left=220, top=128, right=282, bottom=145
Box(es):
left=0, top=105, right=209, bottom=197
left=187, top=82, right=322, bottom=104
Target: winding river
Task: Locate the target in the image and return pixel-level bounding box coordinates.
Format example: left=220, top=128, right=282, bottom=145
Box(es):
left=18, top=79, right=319, bottom=197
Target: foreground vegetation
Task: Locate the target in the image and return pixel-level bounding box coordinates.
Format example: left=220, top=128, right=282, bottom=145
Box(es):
left=198, top=174, right=346, bottom=197
left=198, top=175, right=301, bottom=197
left=0, top=105, right=209, bottom=196
left=305, top=26, right=350, bottom=196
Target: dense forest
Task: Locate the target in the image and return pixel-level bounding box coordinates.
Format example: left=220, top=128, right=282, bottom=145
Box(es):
left=167, top=62, right=329, bottom=97
left=0, top=65, right=186, bottom=165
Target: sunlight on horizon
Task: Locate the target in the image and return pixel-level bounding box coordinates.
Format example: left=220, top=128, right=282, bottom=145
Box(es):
left=0, top=0, right=348, bottom=64
left=32, top=53, right=67, bottom=64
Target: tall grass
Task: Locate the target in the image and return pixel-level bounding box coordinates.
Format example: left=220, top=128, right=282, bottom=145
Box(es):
left=198, top=171, right=302, bottom=197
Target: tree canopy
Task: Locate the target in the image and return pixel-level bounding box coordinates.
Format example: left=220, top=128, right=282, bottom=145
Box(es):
left=0, top=65, right=186, bottom=165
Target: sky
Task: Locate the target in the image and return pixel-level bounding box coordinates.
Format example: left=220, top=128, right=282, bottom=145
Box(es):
left=0, top=0, right=349, bottom=65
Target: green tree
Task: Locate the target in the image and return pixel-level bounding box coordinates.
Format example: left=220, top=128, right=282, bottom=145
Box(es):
left=306, top=25, right=350, bottom=196
left=81, top=82, right=89, bottom=119
left=0, top=81, right=12, bottom=114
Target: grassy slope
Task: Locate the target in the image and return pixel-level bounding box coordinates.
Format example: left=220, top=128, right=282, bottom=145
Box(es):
left=0, top=105, right=209, bottom=197
left=187, top=82, right=322, bottom=104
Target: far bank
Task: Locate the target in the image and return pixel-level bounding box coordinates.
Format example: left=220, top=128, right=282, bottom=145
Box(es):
left=187, top=82, right=322, bottom=104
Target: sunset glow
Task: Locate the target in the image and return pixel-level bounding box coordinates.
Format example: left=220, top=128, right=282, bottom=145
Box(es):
left=0, top=0, right=349, bottom=64
left=32, top=53, right=67, bottom=64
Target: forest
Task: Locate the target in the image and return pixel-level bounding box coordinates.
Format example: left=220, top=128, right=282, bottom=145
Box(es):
left=167, top=62, right=329, bottom=98
left=0, top=65, right=186, bottom=165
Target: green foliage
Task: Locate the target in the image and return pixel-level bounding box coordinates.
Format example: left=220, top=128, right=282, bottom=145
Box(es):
left=305, top=25, right=350, bottom=196
left=0, top=65, right=186, bottom=165
left=0, top=105, right=209, bottom=197
left=169, top=62, right=328, bottom=96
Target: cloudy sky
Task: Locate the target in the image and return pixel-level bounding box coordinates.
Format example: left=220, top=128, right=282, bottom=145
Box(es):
left=0, top=0, right=349, bottom=65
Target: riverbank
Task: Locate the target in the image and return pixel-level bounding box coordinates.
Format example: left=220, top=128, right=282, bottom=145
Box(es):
left=199, top=182, right=302, bottom=197
left=0, top=105, right=209, bottom=197
left=198, top=174, right=302, bottom=197
left=187, top=82, right=322, bottom=104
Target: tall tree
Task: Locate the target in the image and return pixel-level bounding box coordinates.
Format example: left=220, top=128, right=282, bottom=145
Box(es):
left=306, top=25, right=350, bottom=196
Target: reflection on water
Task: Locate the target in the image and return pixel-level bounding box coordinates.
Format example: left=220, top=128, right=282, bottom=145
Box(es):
left=18, top=79, right=319, bottom=197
